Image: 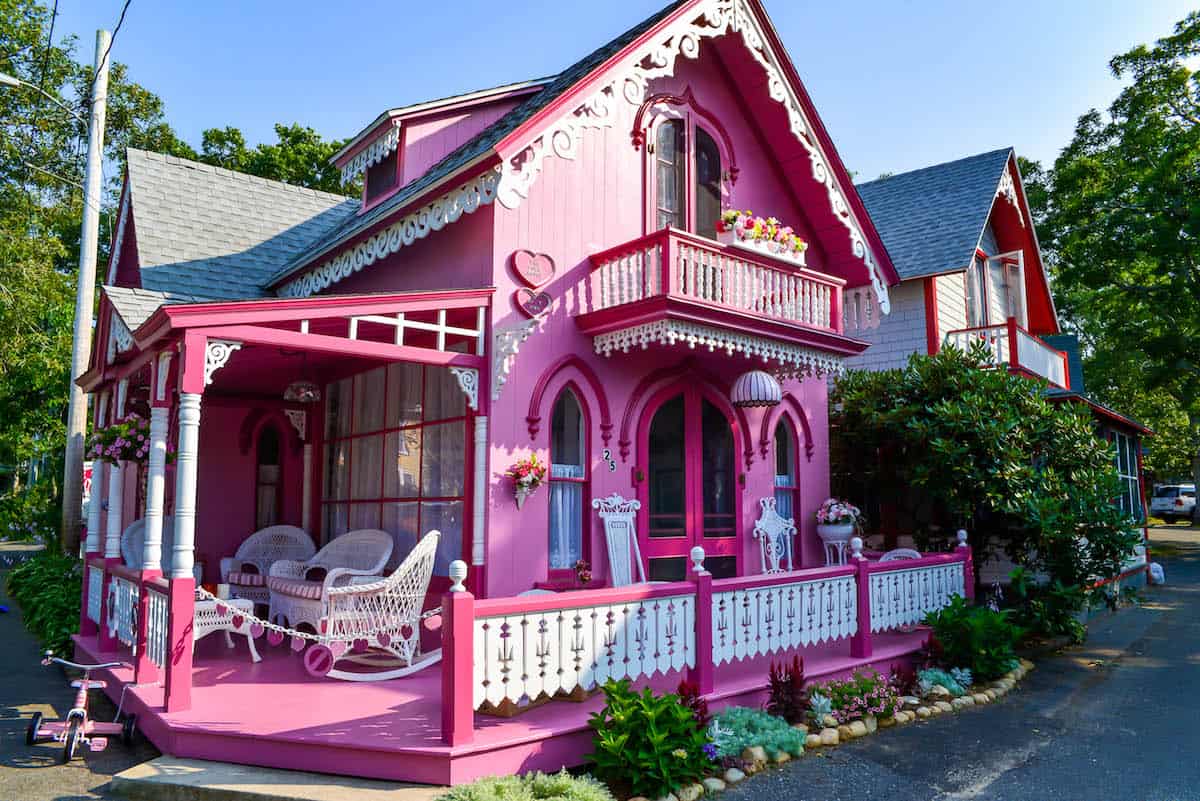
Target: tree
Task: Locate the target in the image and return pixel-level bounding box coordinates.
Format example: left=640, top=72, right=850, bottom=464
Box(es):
left=1028, top=12, right=1200, bottom=494
left=198, top=122, right=353, bottom=195
left=831, top=344, right=1141, bottom=590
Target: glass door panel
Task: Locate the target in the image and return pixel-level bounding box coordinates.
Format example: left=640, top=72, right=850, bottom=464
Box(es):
left=647, top=395, right=687, bottom=539
left=701, top=399, right=735, bottom=539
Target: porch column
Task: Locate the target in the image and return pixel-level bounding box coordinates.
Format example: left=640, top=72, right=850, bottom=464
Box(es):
left=164, top=390, right=201, bottom=712
left=850, top=537, right=873, bottom=659
left=134, top=389, right=171, bottom=683
left=956, top=530, right=975, bottom=602
left=97, top=459, right=126, bottom=651
left=688, top=546, right=714, bottom=694
left=80, top=461, right=105, bottom=636
left=441, top=560, right=475, bottom=746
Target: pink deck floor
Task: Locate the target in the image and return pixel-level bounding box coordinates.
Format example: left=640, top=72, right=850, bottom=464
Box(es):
left=74, top=628, right=927, bottom=785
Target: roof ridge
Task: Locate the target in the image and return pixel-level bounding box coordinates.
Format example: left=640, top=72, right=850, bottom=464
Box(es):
left=126, top=147, right=357, bottom=204
left=856, top=147, right=1013, bottom=188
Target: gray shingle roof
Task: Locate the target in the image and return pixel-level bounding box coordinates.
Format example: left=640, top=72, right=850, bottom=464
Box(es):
left=855, top=148, right=1013, bottom=281
left=126, top=148, right=360, bottom=300
left=103, top=285, right=207, bottom=330
left=269, top=0, right=690, bottom=286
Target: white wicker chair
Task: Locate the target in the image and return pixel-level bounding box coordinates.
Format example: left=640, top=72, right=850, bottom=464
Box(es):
left=120, top=517, right=203, bottom=582
left=593, top=493, right=647, bottom=586
left=879, top=548, right=922, bottom=562
left=266, top=529, right=393, bottom=632
left=219, top=525, right=315, bottom=606
left=753, top=497, right=797, bottom=574
left=305, top=530, right=442, bottom=681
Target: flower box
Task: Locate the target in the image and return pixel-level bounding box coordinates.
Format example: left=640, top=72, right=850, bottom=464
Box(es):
left=717, top=210, right=808, bottom=268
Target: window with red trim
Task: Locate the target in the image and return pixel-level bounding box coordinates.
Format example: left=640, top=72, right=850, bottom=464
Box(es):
left=321, top=363, right=466, bottom=576
left=548, top=388, right=588, bottom=575
left=650, top=116, right=723, bottom=237
left=773, top=419, right=800, bottom=521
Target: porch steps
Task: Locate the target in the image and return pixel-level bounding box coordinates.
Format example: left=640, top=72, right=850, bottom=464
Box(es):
left=111, top=757, right=446, bottom=801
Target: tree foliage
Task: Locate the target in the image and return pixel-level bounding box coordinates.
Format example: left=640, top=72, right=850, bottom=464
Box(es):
left=832, top=344, right=1141, bottom=588
left=1023, top=11, right=1200, bottom=488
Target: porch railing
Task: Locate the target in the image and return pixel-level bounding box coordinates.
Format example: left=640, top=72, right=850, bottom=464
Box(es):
left=442, top=540, right=974, bottom=746
left=86, top=563, right=104, bottom=626
left=144, top=580, right=170, bottom=670
left=944, top=317, right=1069, bottom=389
left=107, top=567, right=140, bottom=649
left=586, top=228, right=844, bottom=334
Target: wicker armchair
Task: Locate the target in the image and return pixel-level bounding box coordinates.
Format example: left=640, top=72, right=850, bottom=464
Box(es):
left=266, top=529, right=393, bottom=631
left=219, top=525, right=315, bottom=606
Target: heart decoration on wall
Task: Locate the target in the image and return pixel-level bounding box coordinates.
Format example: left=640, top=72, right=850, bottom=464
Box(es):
left=515, top=287, right=553, bottom=319
left=511, top=250, right=555, bottom=288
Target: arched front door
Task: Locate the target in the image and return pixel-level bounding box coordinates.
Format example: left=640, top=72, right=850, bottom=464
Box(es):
left=638, top=384, right=739, bottom=580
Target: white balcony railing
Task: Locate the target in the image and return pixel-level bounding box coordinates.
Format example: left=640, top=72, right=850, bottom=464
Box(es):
left=944, top=318, right=1068, bottom=389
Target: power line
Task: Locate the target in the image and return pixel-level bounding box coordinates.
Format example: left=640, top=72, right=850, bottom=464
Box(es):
left=88, top=0, right=130, bottom=101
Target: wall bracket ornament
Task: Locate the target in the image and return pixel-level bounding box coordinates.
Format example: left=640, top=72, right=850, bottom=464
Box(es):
left=449, top=367, right=480, bottom=412
left=283, top=409, right=307, bottom=441
left=492, top=319, right=541, bottom=401
left=106, top=314, right=133, bottom=364
left=996, top=164, right=1024, bottom=226
left=204, top=340, right=242, bottom=386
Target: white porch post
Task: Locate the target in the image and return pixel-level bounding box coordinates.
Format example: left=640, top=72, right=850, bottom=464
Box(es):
left=85, top=461, right=105, bottom=554
left=104, top=462, right=124, bottom=559
left=142, top=406, right=170, bottom=572
left=472, top=415, right=487, bottom=566
left=170, top=393, right=202, bottom=579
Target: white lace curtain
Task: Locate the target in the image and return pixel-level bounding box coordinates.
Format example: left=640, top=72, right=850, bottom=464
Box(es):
left=549, top=464, right=584, bottom=569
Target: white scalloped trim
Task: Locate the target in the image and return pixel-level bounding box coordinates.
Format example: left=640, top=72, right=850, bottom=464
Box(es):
left=340, top=122, right=402, bottom=186
left=996, top=163, right=1024, bottom=227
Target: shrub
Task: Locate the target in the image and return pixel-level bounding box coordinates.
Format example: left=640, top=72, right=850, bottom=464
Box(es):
left=765, top=655, right=808, bottom=724
left=6, top=550, right=81, bottom=655
left=587, top=680, right=708, bottom=799
left=676, top=679, right=710, bottom=728
left=923, top=596, right=1022, bottom=681
left=711, top=707, right=805, bottom=760
left=811, top=670, right=900, bottom=723
left=1008, top=567, right=1086, bottom=644
left=0, top=482, right=60, bottom=543
left=916, top=668, right=966, bottom=697
left=436, top=770, right=614, bottom=801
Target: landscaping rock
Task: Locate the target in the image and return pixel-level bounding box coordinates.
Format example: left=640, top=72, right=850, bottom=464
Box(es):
left=741, top=745, right=767, bottom=769
left=677, top=783, right=704, bottom=801
left=791, top=722, right=809, bottom=734
left=951, top=697, right=968, bottom=711
left=723, top=768, right=745, bottom=785
left=773, top=751, right=791, bottom=764
left=892, top=711, right=910, bottom=725
left=703, top=778, right=727, bottom=793
left=900, top=695, right=922, bottom=708
left=848, top=720, right=869, bottom=738
left=864, top=714, right=878, bottom=733
left=962, top=694, right=976, bottom=706
left=1020, top=658, right=1035, bottom=671
left=805, top=733, right=822, bottom=748
left=934, top=701, right=953, bottom=713
left=985, top=689, right=998, bottom=701
left=929, top=684, right=952, bottom=698
left=973, top=692, right=990, bottom=704
left=652, top=794, right=678, bottom=801
left=629, top=797, right=650, bottom=801
left=837, top=724, right=854, bottom=740
left=821, top=714, right=839, bottom=729
left=819, top=727, right=840, bottom=746
left=879, top=714, right=898, bottom=727
left=916, top=706, right=932, bottom=719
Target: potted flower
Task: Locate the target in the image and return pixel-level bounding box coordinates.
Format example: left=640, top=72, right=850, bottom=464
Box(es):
left=717, top=209, right=809, bottom=267
left=86, top=414, right=155, bottom=465
left=815, top=497, right=863, bottom=547
left=506, top=454, right=548, bottom=509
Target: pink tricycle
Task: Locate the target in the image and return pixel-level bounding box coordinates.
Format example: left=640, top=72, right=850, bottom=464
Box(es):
left=27, top=651, right=136, bottom=763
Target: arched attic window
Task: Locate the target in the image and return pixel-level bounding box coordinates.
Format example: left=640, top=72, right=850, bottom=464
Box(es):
left=549, top=388, right=588, bottom=575
left=651, top=116, right=724, bottom=239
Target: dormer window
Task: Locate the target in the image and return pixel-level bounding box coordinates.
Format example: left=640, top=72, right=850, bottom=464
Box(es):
left=364, top=149, right=400, bottom=204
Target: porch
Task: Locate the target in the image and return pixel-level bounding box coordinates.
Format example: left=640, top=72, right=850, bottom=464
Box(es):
left=944, top=317, right=1070, bottom=389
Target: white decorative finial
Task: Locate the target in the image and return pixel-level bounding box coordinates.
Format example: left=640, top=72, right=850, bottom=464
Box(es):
left=850, top=536, right=864, bottom=560
left=690, top=546, right=706, bottom=573
left=956, top=530, right=969, bottom=548
left=449, top=560, right=468, bottom=592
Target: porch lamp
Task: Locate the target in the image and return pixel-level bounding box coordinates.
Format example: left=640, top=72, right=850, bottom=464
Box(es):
left=730, top=370, right=782, bottom=408
left=282, top=352, right=321, bottom=404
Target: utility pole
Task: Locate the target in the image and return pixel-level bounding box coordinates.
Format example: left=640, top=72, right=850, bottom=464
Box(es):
left=61, top=30, right=111, bottom=555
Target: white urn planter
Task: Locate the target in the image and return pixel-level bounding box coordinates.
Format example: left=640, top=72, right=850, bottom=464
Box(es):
left=817, top=523, right=855, bottom=566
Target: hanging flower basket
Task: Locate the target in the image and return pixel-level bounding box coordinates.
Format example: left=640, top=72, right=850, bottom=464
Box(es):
left=506, top=454, right=548, bottom=509
left=717, top=209, right=809, bottom=268
left=87, top=414, right=152, bottom=465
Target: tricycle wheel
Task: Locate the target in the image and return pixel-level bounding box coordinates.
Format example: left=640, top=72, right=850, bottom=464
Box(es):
left=62, top=718, right=81, bottom=763
left=26, top=711, right=42, bottom=745
left=122, top=714, right=136, bottom=746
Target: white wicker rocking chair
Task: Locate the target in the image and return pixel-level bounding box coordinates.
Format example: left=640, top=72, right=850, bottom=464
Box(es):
left=266, top=529, right=393, bottom=632
left=302, top=530, right=442, bottom=682
left=219, top=525, right=315, bottom=606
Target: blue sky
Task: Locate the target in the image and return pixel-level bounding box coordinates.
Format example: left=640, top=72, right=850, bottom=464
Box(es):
left=50, top=0, right=1196, bottom=182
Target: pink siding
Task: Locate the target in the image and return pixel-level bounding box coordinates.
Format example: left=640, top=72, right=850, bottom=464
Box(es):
left=400, top=102, right=520, bottom=186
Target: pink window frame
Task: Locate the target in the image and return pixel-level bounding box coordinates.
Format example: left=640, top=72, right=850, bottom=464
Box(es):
left=772, top=416, right=801, bottom=518
left=642, top=98, right=734, bottom=237
left=546, top=384, right=591, bottom=584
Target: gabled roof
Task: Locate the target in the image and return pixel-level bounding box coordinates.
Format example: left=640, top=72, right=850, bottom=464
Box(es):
left=855, top=148, right=1013, bottom=281
left=103, top=285, right=206, bottom=330
left=270, top=0, right=690, bottom=287
left=125, top=148, right=360, bottom=300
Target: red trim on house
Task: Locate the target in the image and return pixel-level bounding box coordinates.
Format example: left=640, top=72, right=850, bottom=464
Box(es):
left=1045, top=393, right=1153, bottom=435
left=544, top=381, right=592, bottom=586
left=759, top=394, right=814, bottom=463
left=526, top=355, right=613, bottom=445
left=924, top=277, right=939, bottom=354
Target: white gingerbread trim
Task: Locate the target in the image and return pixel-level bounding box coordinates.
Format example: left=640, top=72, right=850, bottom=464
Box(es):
left=106, top=313, right=133, bottom=364
left=153, top=350, right=174, bottom=402
left=283, top=409, right=307, bottom=441
left=204, top=339, right=242, bottom=386
left=495, top=0, right=890, bottom=313
left=278, top=168, right=501, bottom=298
left=105, top=188, right=129, bottom=286
left=996, top=163, right=1025, bottom=227
left=340, top=120, right=402, bottom=186
left=491, top=318, right=541, bottom=401
left=449, top=367, right=480, bottom=412
left=593, top=320, right=845, bottom=377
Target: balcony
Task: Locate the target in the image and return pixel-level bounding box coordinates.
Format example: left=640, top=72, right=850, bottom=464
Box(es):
left=944, top=319, right=1070, bottom=389
left=576, top=228, right=868, bottom=372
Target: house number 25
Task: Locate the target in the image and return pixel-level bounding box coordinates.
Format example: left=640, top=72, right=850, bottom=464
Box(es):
left=601, top=448, right=617, bottom=472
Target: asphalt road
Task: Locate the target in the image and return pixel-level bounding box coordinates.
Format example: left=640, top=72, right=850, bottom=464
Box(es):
left=723, top=526, right=1200, bottom=801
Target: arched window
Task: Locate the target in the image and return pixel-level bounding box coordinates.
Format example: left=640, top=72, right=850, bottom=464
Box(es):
left=651, top=117, right=724, bottom=238
left=549, top=389, right=588, bottom=574
left=774, top=419, right=799, bottom=520
left=256, top=425, right=282, bottom=528
left=655, top=120, right=685, bottom=230
left=695, top=127, right=722, bottom=239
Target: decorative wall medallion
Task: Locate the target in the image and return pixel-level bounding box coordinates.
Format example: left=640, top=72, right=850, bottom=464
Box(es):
left=514, top=288, right=553, bottom=319
left=511, top=250, right=556, bottom=288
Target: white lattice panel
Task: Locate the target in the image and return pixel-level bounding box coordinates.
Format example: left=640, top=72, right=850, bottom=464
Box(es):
left=711, top=575, right=857, bottom=666
left=473, top=593, right=696, bottom=709
left=146, top=588, right=169, bottom=669
left=87, top=565, right=103, bottom=625
left=868, top=563, right=964, bottom=633
left=108, top=576, right=139, bottom=649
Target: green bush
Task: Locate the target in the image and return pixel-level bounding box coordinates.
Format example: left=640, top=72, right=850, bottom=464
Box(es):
left=435, top=770, right=614, bottom=801
left=1008, top=567, right=1086, bottom=644
left=0, top=482, right=60, bottom=542
left=587, top=680, right=708, bottom=799
left=6, top=549, right=81, bottom=656
left=711, top=706, right=804, bottom=760
left=810, top=670, right=900, bottom=724
left=923, top=596, right=1022, bottom=681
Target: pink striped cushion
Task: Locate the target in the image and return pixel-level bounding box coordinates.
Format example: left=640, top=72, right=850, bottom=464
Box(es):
left=265, top=576, right=324, bottom=600
left=227, top=571, right=266, bottom=587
